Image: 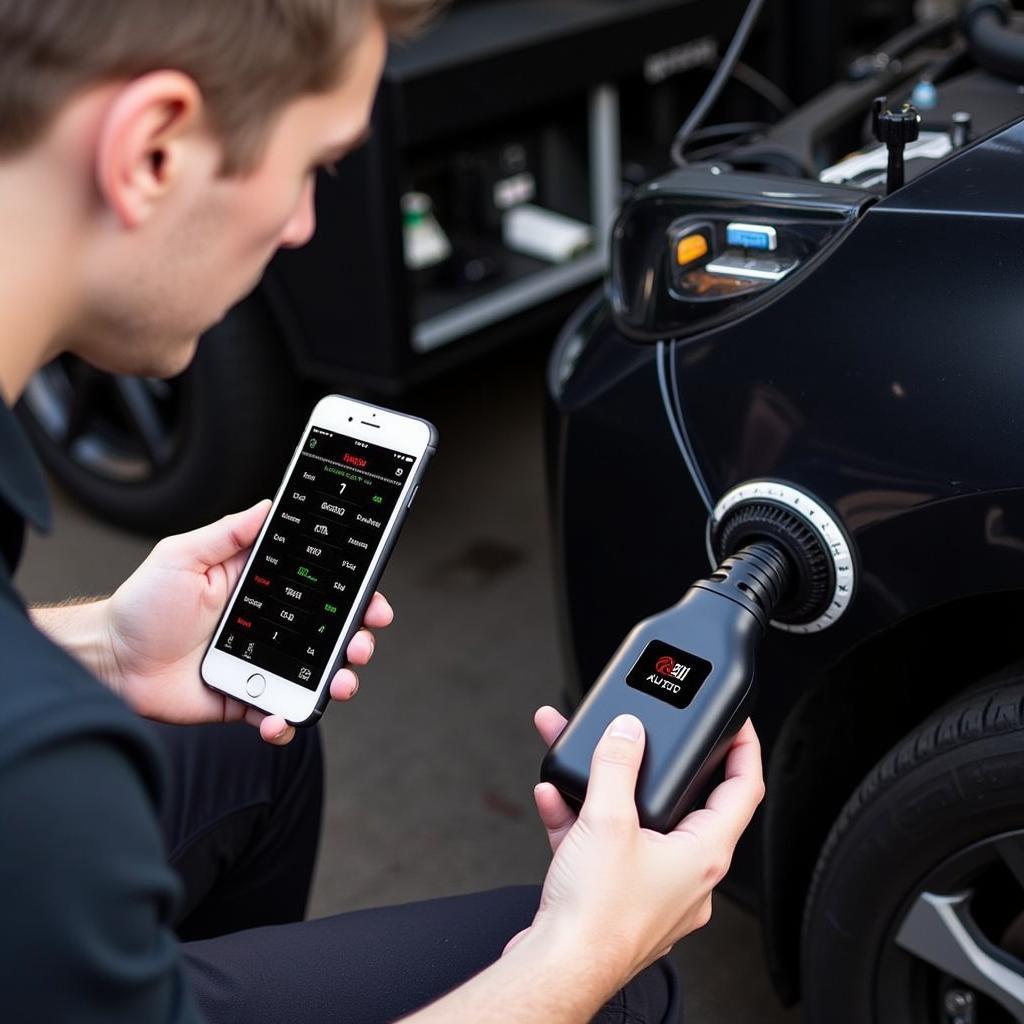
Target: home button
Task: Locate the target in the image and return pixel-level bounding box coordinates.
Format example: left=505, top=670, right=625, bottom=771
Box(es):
left=246, top=673, right=266, bottom=698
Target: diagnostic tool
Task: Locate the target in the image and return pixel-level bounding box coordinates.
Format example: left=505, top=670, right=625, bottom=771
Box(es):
left=542, top=481, right=854, bottom=832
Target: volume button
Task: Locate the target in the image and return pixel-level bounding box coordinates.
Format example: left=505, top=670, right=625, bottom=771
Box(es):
left=407, top=485, right=419, bottom=509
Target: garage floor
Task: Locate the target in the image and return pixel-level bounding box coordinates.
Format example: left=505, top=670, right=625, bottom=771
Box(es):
left=15, top=336, right=798, bottom=1024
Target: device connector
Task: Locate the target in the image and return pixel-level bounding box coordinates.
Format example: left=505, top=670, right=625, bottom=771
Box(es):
left=695, top=541, right=794, bottom=631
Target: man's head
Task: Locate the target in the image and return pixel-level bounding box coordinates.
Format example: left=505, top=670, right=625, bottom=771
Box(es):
left=0, top=0, right=436, bottom=383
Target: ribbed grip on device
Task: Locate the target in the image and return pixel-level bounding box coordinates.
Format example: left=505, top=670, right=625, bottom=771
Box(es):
left=712, top=501, right=833, bottom=625
left=698, top=541, right=794, bottom=630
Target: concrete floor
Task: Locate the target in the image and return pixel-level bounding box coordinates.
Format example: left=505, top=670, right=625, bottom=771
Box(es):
left=15, top=339, right=798, bottom=1023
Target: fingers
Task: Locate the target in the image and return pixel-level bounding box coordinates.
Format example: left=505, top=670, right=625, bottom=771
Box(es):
left=534, top=781, right=577, bottom=853
left=236, top=660, right=363, bottom=754
left=227, top=698, right=296, bottom=745
left=579, top=714, right=645, bottom=829
left=243, top=670, right=358, bottom=746
left=235, top=703, right=297, bottom=745
left=346, top=629, right=375, bottom=666
left=534, top=705, right=568, bottom=747
left=256, top=713, right=295, bottom=746
left=221, top=696, right=250, bottom=724
left=330, top=668, right=360, bottom=702
left=532, top=705, right=577, bottom=851
left=160, top=500, right=272, bottom=571
left=361, top=592, right=394, bottom=629
left=720, top=720, right=763, bottom=788
left=675, top=720, right=765, bottom=846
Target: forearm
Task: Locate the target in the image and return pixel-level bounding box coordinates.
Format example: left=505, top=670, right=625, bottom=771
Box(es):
left=31, top=599, right=121, bottom=693
left=399, top=925, right=619, bottom=1024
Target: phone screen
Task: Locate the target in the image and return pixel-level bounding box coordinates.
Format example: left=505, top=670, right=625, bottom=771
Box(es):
left=214, top=426, right=415, bottom=689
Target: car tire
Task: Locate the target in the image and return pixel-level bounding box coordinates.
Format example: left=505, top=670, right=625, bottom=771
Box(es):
left=802, top=675, right=1024, bottom=1024
left=19, top=291, right=305, bottom=535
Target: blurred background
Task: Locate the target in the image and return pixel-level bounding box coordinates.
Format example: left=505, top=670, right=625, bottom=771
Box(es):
left=12, top=1, right=965, bottom=1019
left=15, top=0, right=948, bottom=539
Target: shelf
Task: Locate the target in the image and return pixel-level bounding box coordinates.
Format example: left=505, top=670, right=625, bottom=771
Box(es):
left=408, top=82, right=620, bottom=353
left=412, top=251, right=605, bottom=353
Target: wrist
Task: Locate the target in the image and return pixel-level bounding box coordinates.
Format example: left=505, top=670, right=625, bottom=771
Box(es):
left=509, top=914, right=632, bottom=1008
left=31, top=598, right=124, bottom=697
left=403, top=916, right=628, bottom=1024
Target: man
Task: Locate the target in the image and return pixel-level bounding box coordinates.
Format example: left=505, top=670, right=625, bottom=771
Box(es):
left=0, top=2, right=766, bottom=1022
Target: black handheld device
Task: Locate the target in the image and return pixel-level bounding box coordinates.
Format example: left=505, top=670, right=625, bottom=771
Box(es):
left=541, top=542, right=793, bottom=833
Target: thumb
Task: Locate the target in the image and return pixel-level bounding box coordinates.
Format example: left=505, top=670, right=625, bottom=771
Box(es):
left=580, top=714, right=645, bottom=827
left=160, top=500, right=272, bottom=571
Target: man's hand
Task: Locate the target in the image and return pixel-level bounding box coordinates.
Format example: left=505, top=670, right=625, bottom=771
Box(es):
left=78, top=501, right=391, bottom=745
left=404, top=710, right=765, bottom=1024
left=510, top=708, right=765, bottom=990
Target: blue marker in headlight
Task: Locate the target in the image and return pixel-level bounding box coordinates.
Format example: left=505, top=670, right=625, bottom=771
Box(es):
left=726, top=222, right=777, bottom=251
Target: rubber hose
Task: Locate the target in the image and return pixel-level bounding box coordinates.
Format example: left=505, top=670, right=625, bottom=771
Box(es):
left=963, top=0, right=1024, bottom=81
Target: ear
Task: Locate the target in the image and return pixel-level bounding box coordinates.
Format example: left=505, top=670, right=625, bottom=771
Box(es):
left=95, top=71, right=209, bottom=229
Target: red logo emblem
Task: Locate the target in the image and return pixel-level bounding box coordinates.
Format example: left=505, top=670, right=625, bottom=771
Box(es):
left=654, top=655, right=675, bottom=676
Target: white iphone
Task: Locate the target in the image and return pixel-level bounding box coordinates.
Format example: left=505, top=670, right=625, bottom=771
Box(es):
left=201, top=395, right=437, bottom=726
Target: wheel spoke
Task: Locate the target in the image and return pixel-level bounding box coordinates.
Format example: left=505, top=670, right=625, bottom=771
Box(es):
left=112, top=376, right=170, bottom=468
left=895, top=891, right=1024, bottom=1021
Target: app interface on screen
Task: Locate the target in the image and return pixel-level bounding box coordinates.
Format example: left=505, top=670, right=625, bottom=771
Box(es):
left=216, top=427, right=413, bottom=689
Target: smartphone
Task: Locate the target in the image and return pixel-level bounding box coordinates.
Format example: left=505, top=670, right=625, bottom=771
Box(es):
left=201, top=395, right=437, bottom=726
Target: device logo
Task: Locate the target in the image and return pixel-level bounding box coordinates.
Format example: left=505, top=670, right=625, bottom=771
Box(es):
left=653, top=655, right=692, bottom=682
left=627, top=640, right=713, bottom=710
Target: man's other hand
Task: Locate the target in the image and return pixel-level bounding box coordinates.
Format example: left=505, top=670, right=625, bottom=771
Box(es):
left=101, top=500, right=393, bottom=745
left=508, top=708, right=765, bottom=989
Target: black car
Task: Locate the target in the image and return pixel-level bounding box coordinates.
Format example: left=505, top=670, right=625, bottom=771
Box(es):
left=548, top=4, right=1024, bottom=1021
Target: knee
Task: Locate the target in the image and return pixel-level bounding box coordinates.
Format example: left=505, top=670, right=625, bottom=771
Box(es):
left=225, top=721, right=323, bottom=810
left=631, top=958, right=682, bottom=1024
left=277, top=724, right=323, bottom=796
left=299, top=724, right=323, bottom=787
left=599, top=957, right=681, bottom=1024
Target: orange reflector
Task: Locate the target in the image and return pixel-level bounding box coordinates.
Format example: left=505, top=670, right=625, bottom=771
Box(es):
left=676, top=233, right=709, bottom=267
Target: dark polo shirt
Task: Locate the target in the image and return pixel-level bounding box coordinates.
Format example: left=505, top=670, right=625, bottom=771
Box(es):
left=0, top=399, right=200, bottom=1022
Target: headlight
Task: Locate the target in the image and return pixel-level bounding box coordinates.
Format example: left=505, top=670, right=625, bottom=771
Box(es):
left=608, top=166, right=876, bottom=342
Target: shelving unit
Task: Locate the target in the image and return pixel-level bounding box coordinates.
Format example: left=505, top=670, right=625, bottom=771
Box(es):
left=411, top=82, right=620, bottom=353
left=263, top=0, right=780, bottom=392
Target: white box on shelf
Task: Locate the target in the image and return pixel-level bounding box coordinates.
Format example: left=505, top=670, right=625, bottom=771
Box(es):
left=502, top=204, right=593, bottom=264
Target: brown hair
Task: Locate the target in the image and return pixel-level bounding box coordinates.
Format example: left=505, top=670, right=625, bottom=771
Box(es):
left=0, top=0, right=438, bottom=171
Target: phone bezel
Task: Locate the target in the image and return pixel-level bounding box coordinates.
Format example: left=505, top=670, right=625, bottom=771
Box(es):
left=200, top=394, right=432, bottom=724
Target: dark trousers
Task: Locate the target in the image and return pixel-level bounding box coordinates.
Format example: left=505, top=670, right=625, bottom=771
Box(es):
left=146, top=721, right=682, bottom=1024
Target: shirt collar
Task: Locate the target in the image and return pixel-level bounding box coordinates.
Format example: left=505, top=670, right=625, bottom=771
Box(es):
left=0, top=395, right=52, bottom=533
